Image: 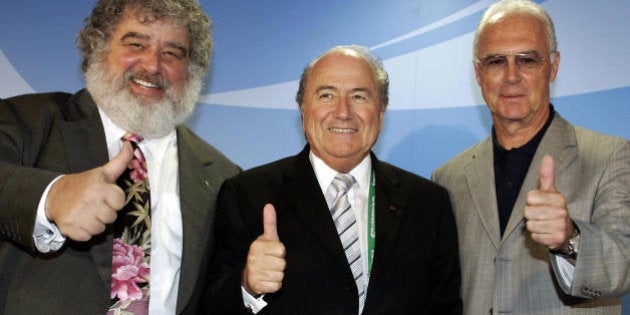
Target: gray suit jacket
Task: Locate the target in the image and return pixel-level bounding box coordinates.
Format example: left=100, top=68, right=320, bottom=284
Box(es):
left=0, top=90, right=241, bottom=314
left=432, top=113, right=630, bottom=314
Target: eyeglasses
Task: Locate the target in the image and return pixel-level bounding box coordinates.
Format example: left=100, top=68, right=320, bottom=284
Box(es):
left=475, top=51, right=555, bottom=75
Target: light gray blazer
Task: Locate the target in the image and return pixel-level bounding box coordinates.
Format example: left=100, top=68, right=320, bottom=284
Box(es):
left=432, top=113, right=630, bottom=315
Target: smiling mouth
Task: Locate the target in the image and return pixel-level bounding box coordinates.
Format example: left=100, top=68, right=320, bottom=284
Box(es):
left=132, top=77, right=161, bottom=89
left=329, top=127, right=356, bottom=133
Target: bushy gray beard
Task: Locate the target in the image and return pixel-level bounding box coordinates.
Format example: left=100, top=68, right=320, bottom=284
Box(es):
left=85, top=60, right=203, bottom=138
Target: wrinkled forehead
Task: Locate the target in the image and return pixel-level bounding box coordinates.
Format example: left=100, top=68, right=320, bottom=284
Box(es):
left=308, top=53, right=377, bottom=89
left=112, top=8, right=190, bottom=44
left=483, top=13, right=546, bottom=38
left=478, top=13, right=549, bottom=53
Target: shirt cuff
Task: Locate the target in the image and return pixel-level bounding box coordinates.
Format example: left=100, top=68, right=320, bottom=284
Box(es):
left=241, top=286, right=267, bottom=314
left=32, top=176, right=66, bottom=253
left=554, top=255, right=576, bottom=287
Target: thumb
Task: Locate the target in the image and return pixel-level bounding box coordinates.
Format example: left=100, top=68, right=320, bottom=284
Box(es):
left=538, top=155, right=557, bottom=192
left=103, top=141, right=134, bottom=182
left=262, top=203, right=279, bottom=241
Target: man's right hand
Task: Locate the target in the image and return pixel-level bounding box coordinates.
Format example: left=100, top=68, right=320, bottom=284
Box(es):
left=44, top=142, right=134, bottom=241
left=242, top=203, right=286, bottom=296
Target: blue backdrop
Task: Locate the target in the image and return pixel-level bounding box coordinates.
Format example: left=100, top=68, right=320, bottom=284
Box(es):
left=1, top=0, right=628, bottom=311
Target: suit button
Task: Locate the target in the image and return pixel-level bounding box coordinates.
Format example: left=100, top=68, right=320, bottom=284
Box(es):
left=488, top=308, right=493, bottom=315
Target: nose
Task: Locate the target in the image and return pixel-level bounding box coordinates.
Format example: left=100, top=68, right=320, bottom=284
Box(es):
left=504, top=58, right=521, bottom=84
left=139, top=49, right=161, bottom=75
left=334, top=96, right=352, bottom=119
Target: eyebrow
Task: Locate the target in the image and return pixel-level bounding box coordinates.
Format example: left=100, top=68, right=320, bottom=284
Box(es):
left=314, top=86, right=372, bottom=94
left=314, top=85, right=338, bottom=94
left=349, top=87, right=372, bottom=95
left=120, top=31, right=148, bottom=42
left=482, top=50, right=539, bottom=58
left=120, top=32, right=189, bottom=56
left=166, top=42, right=189, bottom=56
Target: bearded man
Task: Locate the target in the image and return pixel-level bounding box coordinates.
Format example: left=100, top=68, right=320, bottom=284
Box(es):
left=0, top=1, right=240, bottom=314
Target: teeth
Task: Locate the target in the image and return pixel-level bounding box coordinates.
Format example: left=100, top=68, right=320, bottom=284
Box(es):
left=329, top=127, right=354, bottom=133
left=132, top=78, right=160, bottom=88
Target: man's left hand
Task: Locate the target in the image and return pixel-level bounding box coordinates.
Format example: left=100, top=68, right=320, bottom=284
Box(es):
left=524, top=155, right=574, bottom=251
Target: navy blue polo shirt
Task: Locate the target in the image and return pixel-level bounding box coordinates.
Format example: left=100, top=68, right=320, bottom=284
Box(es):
left=493, top=106, right=555, bottom=236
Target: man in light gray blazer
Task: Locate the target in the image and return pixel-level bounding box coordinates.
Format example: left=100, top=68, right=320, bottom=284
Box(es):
left=432, top=0, right=630, bottom=314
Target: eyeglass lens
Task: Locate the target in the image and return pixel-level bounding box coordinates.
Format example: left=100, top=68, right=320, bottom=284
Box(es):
left=480, top=52, right=545, bottom=74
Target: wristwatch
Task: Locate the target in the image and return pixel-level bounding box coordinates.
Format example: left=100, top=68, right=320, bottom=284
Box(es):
left=552, top=221, right=581, bottom=258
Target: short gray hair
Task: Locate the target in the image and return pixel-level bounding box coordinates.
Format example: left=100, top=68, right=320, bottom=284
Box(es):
left=473, top=0, right=557, bottom=58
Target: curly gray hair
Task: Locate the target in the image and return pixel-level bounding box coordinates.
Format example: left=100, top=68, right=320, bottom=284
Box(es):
left=76, top=0, right=213, bottom=76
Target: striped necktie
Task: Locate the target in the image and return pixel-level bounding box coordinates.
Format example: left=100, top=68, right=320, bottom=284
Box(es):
left=328, top=173, right=365, bottom=313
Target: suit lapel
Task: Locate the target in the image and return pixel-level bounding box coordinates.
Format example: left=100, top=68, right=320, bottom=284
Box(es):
left=175, top=127, right=223, bottom=312
left=282, top=148, right=351, bottom=267
left=282, top=151, right=411, bottom=276
left=464, top=139, right=502, bottom=248
left=282, top=150, right=412, bottom=281
left=370, top=156, right=406, bottom=276
left=502, top=114, right=578, bottom=239
left=60, top=91, right=109, bottom=173
left=58, top=90, right=114, bottom=290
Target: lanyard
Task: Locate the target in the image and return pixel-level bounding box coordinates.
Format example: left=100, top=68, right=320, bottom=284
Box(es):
left=367, top=170, right=376, bottom=275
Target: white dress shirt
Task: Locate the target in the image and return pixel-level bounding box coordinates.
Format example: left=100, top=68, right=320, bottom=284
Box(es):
left=33, top=109, right=183, bottom=315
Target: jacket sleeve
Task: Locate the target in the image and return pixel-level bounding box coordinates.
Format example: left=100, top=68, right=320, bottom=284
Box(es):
left=202, top=178, right=263, bottom=315
left=0, top=96, right=62, bottom=251
left=551, top=138, right=630, bottom=298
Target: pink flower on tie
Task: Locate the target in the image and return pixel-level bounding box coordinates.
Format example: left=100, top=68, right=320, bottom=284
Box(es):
left=111, top=239, right=150, bottom=302
left=128, top=154, right=148, bottom=183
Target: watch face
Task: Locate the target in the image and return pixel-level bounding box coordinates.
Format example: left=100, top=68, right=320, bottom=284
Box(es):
left=566, top=241, right=576, bottom=255
left=549, top=227, right=580, bottom=258
left=566, top=232, right=580, bottom=256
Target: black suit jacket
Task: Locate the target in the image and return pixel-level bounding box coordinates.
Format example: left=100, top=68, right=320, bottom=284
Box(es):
left=0, top=90, right=241, bottom=314
left=205, top=146, right=462, bottom=314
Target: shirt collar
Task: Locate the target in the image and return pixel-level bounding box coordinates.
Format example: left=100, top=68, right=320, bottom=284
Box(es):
left=493, top=105, right=555, bottom=160
left=98, top=107, right=176, bottom=161
left=309, top=151, right=372, bottom=195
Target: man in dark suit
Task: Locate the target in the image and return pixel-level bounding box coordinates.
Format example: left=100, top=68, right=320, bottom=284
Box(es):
left=0, top=1, right=240, bottom=314
left=205, top=45, right=462, bottom=314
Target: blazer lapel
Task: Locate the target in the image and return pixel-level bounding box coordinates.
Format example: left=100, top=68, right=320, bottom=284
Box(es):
left=502, top=114, right=578, bottom=239
left=60, top=91, right=109, bottom=173
left=370, top=156, right=406, bottom=276
left=282, top=147, right=351, bottom=267
left=59, top=90, right=113, bottom=289
left=175, top=127, right=224, bottom=312
left=465, top=139, right=502, bottom=248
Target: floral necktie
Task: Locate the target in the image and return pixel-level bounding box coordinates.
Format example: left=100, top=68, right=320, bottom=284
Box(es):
left=109, top=133, right=151, bottom=314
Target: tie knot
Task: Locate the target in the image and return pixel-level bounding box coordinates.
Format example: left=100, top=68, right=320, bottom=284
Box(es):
left=332, top=173, right=355, bottom=194
left=122, top=133, right=143, bottom=145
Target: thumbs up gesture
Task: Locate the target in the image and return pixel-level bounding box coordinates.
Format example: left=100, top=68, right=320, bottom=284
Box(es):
left=524, top=155, right=575, bottom=251
left=44, top=142, right=134, bottom=242
left=242, top=203, right=286, bottom=296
